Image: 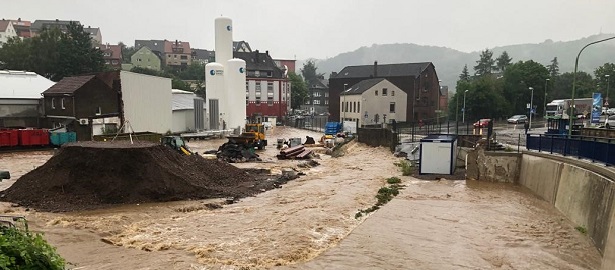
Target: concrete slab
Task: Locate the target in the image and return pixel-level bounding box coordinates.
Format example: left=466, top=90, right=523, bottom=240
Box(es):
left=519, top=155, right=562, bottom=204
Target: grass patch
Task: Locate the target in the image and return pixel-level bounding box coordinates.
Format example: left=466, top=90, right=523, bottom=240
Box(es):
left=386, top=177, right=401, bottom=184
left=394, top=160, right=414, bottom=176
left=575, top=226, right=587, bottom=234
left=355, top=181, right=403, bottom=219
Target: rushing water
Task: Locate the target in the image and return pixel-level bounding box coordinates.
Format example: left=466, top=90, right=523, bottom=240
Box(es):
left=0, top=127, right=602, bottom=269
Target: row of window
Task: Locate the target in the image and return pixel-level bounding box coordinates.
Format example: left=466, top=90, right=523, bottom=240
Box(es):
left=341, top=101, right=396, bottom=113
left=375, top=88, right=394, bottom=96
left=305, top=99, right=327, bottom=105
left=51, top=98, right=66, bottom=110
left=166, top=54, right=189, bottom=60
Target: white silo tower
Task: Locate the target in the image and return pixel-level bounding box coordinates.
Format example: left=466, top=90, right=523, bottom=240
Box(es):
left=215, top=17, right=233, bottom=65
left=226, top=58, right=247, bottom=130
left=205, top=62, right=225, bottom=130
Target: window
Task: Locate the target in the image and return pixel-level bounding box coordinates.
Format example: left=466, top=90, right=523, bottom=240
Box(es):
left=268, top=97, right=274, bottom=106
left=353, top=102, right=357, bottom=112
left=390, top=102, right=396, bottom=113
left=382, top=88, right=388, bottom=96
left=314, top=100, right=320, bottom=105
left=246, top=81, right=249, bottom=90
left=112, top=60, right=118, bottom=65
left=51, top=98, right=55, bottom=109
left=267, top=82, right=274, bottom=91
left=358, top=102, right=360, bottom=112
left=256, top=96, right=261, bottom=105
left=180, top=55, right=188, bottom=60
left=267, top=71, right=272, bottom=77
left=61, top=98, right=65, bottom=109
left=314, top=92, right=322, bottom=97
left=325, top=100, right=329, bottom=105
left=375, top=90, right=378, bottom=96
left=325, top=92, right=329, bottom=97
left=392, top=90, right=395, bottom=96
left=255, top=70, right=260, bottom=77
left=256, top=82, right=262, bottom=94
left=96, top=107, right=101, bottom=115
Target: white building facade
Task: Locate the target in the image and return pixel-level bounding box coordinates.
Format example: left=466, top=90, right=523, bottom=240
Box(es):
left=340, top=78, right=407, bottom=127
left=0, top=20, right=18, bottom=47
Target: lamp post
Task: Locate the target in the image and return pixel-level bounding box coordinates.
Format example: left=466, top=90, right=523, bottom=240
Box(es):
left=606, top=74, right=611, bottom=108
left=529, top=87, right=534, bottom=131
left=462, top=90, right=468, bottom=123
left=544, top=79, right=549, bottom=119
left=569, top=36, right=615, bottom=136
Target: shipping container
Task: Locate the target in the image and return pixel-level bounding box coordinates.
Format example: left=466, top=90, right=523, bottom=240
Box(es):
left=19, top=129, right=50, bottom=146
left=0, top=129, right=19, bottom=147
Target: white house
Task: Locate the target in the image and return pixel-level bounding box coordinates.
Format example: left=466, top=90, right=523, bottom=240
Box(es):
left=340, top=78, right=407, bottom=127
left=0, top=70, right=55, bottom=127
left=171, top=89, right=206, bottom=133
left=0, top=20, right=18, bottom=47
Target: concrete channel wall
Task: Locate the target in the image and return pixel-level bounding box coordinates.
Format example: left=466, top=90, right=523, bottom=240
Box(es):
left=517, top=152, right=615, bottom=269
left=466, top=149, right=521, bottom=183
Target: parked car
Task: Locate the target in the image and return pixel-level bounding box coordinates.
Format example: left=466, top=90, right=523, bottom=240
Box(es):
left=605, top=115, right=615, bottom=129
left=473, top=119, right=492, bottom=128
left=507, top=115, right=528, bottom=124
left=607, top=108, right=615, bottom=116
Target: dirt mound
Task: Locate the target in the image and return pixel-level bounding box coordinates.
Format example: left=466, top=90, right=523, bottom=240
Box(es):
left=0, top=142, right=284, bottom=212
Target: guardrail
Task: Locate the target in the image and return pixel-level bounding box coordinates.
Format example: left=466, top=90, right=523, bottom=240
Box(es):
left=526, top=134, right=615, bottom=166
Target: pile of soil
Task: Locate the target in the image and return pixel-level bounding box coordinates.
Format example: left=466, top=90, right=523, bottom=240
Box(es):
left=0, top=141, right=288, bottom=212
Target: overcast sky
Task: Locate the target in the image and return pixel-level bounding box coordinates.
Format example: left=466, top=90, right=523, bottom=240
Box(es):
left=4, top=0, right=615, bottom=60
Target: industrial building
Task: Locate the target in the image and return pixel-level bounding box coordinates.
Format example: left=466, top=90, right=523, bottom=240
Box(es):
left=171, top=89, right=206, bottom=133
left=0, top=70, right=55, bottom=128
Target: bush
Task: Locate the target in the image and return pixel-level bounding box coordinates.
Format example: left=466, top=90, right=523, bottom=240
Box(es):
left=386, top=177, right=401, bottom=184
left=394, top=160, right=414, bottom=176
left=0, top=227, right=65, bottom=270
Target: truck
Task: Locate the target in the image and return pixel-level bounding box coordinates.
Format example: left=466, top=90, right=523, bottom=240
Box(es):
left=226, top=123, right=267, bottom=150
left=545, top=98, right=593, bottom=119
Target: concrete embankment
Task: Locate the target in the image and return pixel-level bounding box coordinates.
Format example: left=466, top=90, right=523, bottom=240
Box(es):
left=468, top=149, right=615, bottom=269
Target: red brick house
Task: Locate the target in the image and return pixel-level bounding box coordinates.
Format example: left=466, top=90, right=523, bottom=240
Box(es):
left=329, top=61, right=442, bottom=123
left=99, top=44, right=122, bottom=70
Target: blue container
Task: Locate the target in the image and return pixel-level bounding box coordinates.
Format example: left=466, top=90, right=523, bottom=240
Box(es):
left=50, top=132, right=77, bottom=146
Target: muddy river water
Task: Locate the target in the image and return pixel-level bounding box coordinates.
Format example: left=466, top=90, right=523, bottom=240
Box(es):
left=0, top=127, right=602, bottom=269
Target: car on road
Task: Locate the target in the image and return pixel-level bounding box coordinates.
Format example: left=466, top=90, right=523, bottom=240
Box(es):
left=605, top=115, right=615, bottom=129
left=507, top=115, right=528, bottom=124
left=473, top=118, right=492, bottom=128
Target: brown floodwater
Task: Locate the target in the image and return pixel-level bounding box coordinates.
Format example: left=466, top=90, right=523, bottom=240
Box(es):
left=0, top=127, right=602, bottom=269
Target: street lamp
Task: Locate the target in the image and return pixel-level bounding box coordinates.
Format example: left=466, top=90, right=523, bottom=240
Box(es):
left=569, top=36, right=615, bottom=136
left=606, top=74, right=611, bottom=107
left=544, top=79, right=549, bottom=119
left=529, top=87, right=534, bottom=131
left=462, top=90, right=468, bottom=123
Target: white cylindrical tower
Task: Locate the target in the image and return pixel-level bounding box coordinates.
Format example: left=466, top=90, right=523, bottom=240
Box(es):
left=215, top=17, right=233, bottom=65
left=225, top=58, right=247, bottom=131
left=205, top=63, right=226, bottom=129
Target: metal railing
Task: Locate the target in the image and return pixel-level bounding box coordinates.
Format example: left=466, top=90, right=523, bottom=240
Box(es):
left=526, top=134, right=615, bottom=166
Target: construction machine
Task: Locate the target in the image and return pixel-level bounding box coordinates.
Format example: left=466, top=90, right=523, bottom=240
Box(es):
left=161, top=136, right=192, bottom=155
left=226, top=123, right=268, bottom=150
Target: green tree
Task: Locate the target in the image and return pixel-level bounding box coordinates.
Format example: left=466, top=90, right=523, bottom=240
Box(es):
left=300, top=59, right=324, bottom=84
left=552, top=72, right=594, bottom=99
left=177, top=62, right=205, bottom=81
left=502, top=60, right=549, bottom=115
left=0, top=22, right=104, bottom=81
left=119, top=42, right=138, bottom=63
left=130, top=66, right=192, bottom=91
left=288, top=72, right=308, bottom=109
left=594, top=63, right=615, bottom=100
left=495, top=51, right=512, bottom=72
left=459, top=64, right=470, bottom=81
left=473, top=49, right=496, bottom=77
left=547, top=57, right=560, bottom=78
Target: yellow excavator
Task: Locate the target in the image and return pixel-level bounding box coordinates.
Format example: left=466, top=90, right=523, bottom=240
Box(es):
left=161, top=136, right=192, bottom=155
left=226, top=123, right=268, bottom=150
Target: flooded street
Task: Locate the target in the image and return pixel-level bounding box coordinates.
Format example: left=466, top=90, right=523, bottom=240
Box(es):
left=0, top=126, right=602, bottom=269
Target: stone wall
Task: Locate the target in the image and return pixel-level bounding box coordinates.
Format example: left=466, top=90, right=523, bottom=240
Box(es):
left=466, top=149, right=521, bottom=183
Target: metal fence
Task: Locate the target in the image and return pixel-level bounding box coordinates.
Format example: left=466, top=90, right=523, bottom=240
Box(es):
left=526, top=134, right=615, bottom=166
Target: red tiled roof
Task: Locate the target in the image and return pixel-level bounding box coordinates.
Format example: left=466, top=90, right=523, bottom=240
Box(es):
left=0, top=21, right=11, bottom=32
left=164, top=40, right=191, bottom=54
left=43, top=75, right=96, bottom=94
left=9, top=20, right=31, bottom=27
left=99, top=44, right=122, bottom=60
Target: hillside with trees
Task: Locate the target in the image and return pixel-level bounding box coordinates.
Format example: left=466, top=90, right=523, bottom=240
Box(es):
left=309, top=34, right=615, bottom=95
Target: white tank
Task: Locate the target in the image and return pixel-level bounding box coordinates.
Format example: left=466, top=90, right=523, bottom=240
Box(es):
left=225, top=58, right=247, bottom=131
left=206, top=63, right=226, bottom=128
left=215, top=17, right=233, bottom=65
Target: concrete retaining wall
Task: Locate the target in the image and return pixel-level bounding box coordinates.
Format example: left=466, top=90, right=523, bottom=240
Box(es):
left=466, top=149, right=520, bottom=183
left=518, top=152, right=615, bottom=269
